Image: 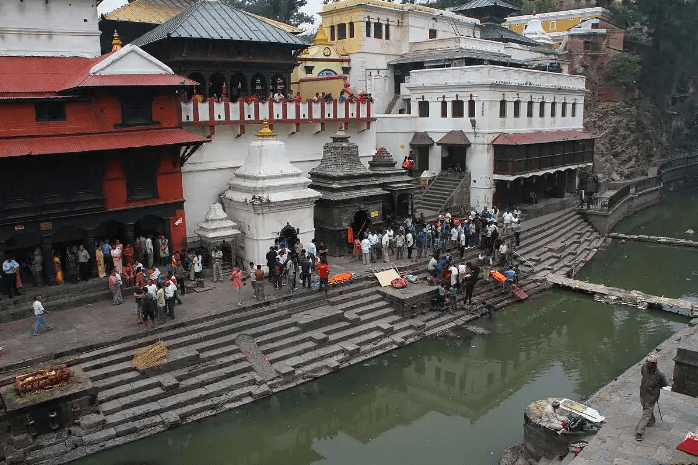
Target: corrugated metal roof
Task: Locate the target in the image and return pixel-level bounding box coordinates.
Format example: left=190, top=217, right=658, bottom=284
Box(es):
left=70, top=74, right=198, bottom=89
left=479, top=23, right=541, bottom=46
left=436, top=130, right=471, bottom=146
left=491, top=131, right=593, bottom=145
left=451, top=0, right=520, bottom=13
left=0, top=128, right=208, bottom=158
left=132, top=0, right=308, bottom=47
left=389, top=48, right=521, bottom=65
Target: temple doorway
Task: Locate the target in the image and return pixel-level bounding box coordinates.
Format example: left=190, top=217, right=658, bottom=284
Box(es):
left=351, top=210, right=371, bottom=240
left=278, top=223, right=298, bottom=250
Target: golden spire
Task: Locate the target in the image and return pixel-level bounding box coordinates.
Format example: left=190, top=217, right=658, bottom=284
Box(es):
left=315, top=24, right=330, bottom=44
left=340, top=47, right=348, bottom=56
left=111, top=30, right=122, bottom=52
left=256, top=120, right=277, bottom=138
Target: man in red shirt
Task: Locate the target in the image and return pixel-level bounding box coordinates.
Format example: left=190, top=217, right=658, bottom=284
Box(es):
left=316, top=259, right=330, bottom=295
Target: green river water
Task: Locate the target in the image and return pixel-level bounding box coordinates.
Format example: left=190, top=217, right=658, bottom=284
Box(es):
left=76, top=187, right=697, bottom=465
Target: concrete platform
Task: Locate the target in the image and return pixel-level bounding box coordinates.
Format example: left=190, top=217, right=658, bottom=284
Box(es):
left=569, top=324, right=698, bottom=465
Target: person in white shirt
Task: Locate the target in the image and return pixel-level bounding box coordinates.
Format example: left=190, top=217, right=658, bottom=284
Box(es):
left=395, top=232, right=405, bottom=260
left=144, top=237, right=154, bottom=268
left=503, top=211, right=512, bottom=234
left=193, top=254, right=203, bottom=279
left=406, top=231, right=414, bottom=259
left=369, top=232, right=379, bottom=262
left=427, top=257, right=438, bottom=277
left=360, top=237, right=371, bottom=265
left=307, top=241, right=317, bottom=263
left=499, top=241, right=509, bottom=265
left=163, top=279, right=178, bottom=320
left=387, top=227, right=395, bottom=256
left=381, top=233, right=390, bottom=263
left=33, top=295, right=53, bottom=336
left=449, top=264, right=459, bottom=291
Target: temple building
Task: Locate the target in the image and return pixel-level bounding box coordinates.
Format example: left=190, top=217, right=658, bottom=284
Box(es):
left=221, top=123, right=320, bottom=267
left=101, top=0, right=377, bottom=244
left=0, top=7, right=207, bottom=282
left=309, top=130, right=390, bottom=254
left=503, top=7, right=616, bottom=45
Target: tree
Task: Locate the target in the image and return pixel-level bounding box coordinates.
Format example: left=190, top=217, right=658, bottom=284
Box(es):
left=225, top=0, right=313, bottom=27
left=520, top=0, right=558, bottom=14
left=605, top=54, right=641, bottom=89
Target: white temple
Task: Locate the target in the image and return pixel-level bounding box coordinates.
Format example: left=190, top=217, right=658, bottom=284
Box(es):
left=522, top=19, right=554, bottom=46
left=195, top=203, right=240, bottom=251
left=221, top=121, right=320, bottom=266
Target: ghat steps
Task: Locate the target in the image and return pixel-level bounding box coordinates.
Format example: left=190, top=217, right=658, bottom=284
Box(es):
left=0, top=208, right=606, bottom=465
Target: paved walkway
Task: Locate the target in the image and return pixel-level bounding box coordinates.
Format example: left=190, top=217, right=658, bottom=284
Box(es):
left=0, top=252, right=424, bottom=370
left=570, top=323, right=698, bottom=465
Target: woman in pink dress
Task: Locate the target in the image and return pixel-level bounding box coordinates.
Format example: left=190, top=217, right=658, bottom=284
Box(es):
left=229, top=266, right=243, bottom=307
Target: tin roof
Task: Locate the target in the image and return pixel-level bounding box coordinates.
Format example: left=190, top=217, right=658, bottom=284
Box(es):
left=0, top=128, right=208, bottom=158
left=436, top=130, right=471, bottom=146
left=491, top=130, right=593, bottom=145
left=409, top=132, right=435, bottom=147
left=450, top=0, right=519, bottom=13
left=479, top=23, right=541, bottom=46
left=132, top=0, right=308, bottom=47
left=389, top=47, right=522, bottom=65
left=104, top=0, right=301, bottom=33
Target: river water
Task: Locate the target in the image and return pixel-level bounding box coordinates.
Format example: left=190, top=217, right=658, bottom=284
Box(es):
left=76, top=188, right=697, bottom=465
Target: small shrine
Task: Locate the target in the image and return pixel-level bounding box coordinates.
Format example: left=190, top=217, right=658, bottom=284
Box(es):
left=221, top=121, right=320, bottom=266
left=522, top=18, right=555, bottom=46
left=195, top=203, right=241, bottom=263
left=368, top=147, right=415, bottom=220
left=309, top=129, right=389, bottom=253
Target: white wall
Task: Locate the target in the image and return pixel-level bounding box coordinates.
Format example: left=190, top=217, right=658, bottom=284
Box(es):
left=376, top=65, right=587, bottom=209
left=182, top=123, right=377, bottom=242
left=0, top=0, right=101, bottom=57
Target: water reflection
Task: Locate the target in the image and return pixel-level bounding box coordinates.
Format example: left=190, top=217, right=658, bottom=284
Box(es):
left=77, top=292, right=685, bottom=465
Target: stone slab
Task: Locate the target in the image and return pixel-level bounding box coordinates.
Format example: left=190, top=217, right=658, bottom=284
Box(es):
left=79, top=413, right=106, bottom=433
left=337, top=342, right=359, bottom=356
left=292, top=307, right=345, bottom=331
left=160, top=411, right=181, bottom=429
left=114, top=422, right=136, bottom=437
left=159, top=373, right=180, bottom=392
left=81, top=427, right=116, bottom=446
left=273, top=362, right=295, bottom=377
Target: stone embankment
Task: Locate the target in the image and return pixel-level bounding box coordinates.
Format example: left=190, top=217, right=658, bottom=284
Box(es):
left=608, top=232, right=698, bottom=248
left=0, top=208, right=605, bottom=465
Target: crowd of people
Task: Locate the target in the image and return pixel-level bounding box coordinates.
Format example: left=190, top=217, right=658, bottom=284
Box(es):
left=197, top=88, right=374, bottom=105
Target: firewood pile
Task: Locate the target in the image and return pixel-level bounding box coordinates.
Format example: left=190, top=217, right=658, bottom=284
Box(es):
left=132, top=341, right=168, bottom=371
left=15, top=366, right=72, bottom=396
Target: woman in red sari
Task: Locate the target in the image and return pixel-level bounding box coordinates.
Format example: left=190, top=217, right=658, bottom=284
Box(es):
left=123, top=243, right=134, bottom=266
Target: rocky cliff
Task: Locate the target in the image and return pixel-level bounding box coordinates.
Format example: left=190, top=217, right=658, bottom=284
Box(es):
left=584, top=98, right=668, bottom=181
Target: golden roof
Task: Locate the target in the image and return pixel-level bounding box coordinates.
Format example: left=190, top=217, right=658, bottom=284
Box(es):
left=104, top=0, right=302, bottom=33
left=256, top=120, right=277, bottom=138
left=314, top=24, right=330, bottom=44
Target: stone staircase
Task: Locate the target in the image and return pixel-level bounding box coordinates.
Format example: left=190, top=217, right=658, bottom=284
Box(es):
left=509, top=208, right=605, bottom=279
left=383, top=94, right=401, bottom=114
left=0, top=208, right=610, bottom=464
left=413, top=175, right=463, bottom=217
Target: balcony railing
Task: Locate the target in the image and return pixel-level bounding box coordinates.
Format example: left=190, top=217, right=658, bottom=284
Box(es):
left=180, top=99, right=374, bottom=129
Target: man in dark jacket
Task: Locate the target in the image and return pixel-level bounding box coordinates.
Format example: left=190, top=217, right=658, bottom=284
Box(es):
left=635, top=354, right=668, bottom=441
left=464, top=261, right=480, bottom=305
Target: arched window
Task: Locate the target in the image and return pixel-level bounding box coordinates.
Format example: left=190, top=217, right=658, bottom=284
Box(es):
left=271, top=74, right=286, bottom=94
left=208, top=72, right=226, bottom=99
left=499, top=99, right=507, bottom=118
left=561, top=102, right=567, bottom=117
left=571, top=102, right=577, bottom=117
left=187, top=72, right=205, bottom=100
left=230, top=73, right=247, bottom=101
left=550, top=101, right=556, bottom=117
left=250, top=74, right=267, bottom=95
left=539, top=100, right=545, bottom=117
left=527, top=100, right=534, bottom=117
left=513, top=100, right=521, bottom=118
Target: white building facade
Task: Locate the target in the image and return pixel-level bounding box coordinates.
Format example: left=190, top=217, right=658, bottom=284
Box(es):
left=376, top=65, right=592, bottom=209
left=0, top=0, right=101, bottom=57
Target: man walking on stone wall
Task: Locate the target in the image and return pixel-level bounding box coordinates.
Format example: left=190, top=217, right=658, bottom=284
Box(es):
left=635, top=354, right=668, bottom=441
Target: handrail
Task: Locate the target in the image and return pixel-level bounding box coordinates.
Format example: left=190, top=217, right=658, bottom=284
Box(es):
left=657, top=154, right=698, bottom=176
left=512, top=250, right=536, bottom=270
left=415, top=169, right=448, bottom=202
left=586, top=175, right=662, bottom=213
left=439, top=171, right=470, bottom=213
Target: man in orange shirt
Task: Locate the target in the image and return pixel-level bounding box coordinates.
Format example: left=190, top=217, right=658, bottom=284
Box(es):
left=316, top=259, right=330, bottom=295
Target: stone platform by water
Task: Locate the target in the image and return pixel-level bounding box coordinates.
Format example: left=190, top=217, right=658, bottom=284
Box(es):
left=546, top=274, right=696, bottom=317
left=569, top=324, right=698, bottom=465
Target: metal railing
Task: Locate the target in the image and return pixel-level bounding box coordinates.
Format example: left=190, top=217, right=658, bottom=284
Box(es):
left=586, top=175, right=661, bottom=213
left=657, top=154, right=698, bottom=176
left=606, top=184, right=631, bottom=212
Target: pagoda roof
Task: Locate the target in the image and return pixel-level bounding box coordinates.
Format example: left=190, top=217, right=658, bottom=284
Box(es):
left=131, top=0, right=308, bottom=47
left=104, top=0, right=301, bottom=33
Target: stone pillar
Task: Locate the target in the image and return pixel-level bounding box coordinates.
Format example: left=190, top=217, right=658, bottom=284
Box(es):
left=392, top=192, right=398, bottom=219
left=164, top=220, right=172, bottom=245
left=124, top=223, right=135, bottom=246
left=86, top=234, right=97, bottom=278
left=42, top=235, right=55, bottom=285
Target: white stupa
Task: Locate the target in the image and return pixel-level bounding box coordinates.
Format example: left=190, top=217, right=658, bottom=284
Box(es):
left=221, top=121, right=320, bottom=266
left=195, top=203, right=240, bottom=250
left=522, top=18, right=554, bottom=46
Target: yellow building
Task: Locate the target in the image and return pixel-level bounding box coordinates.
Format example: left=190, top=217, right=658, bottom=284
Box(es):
left=291, top=25, right=352, bottom=98
left=503, top=7, right=614, bottom=43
